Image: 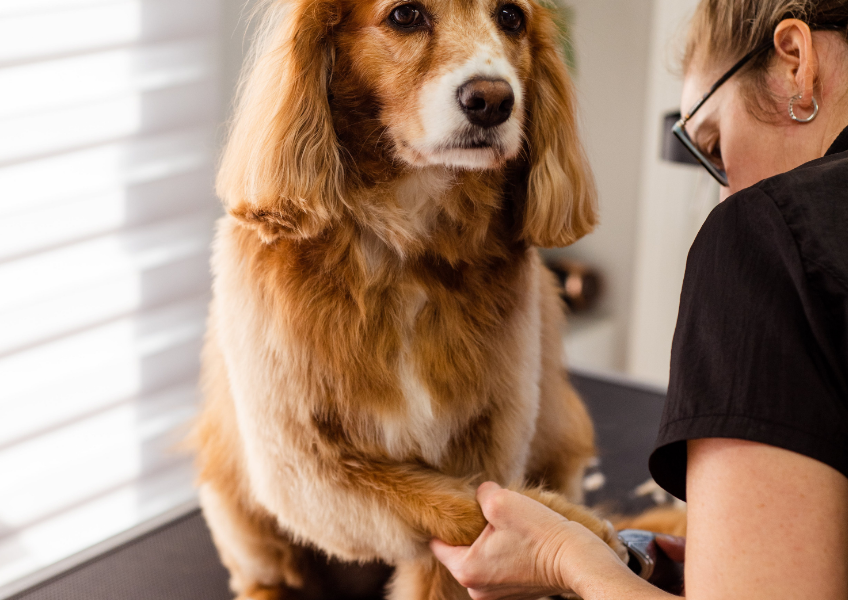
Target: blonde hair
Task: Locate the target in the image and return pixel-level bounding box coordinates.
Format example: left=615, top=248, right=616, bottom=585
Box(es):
left=684, top=0, right=848, bottom=116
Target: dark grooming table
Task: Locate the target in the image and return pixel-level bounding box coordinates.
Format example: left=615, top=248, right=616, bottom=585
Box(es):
left=1, top=370, right=667, bottom=600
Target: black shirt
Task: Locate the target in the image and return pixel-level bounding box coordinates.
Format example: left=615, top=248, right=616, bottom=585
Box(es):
left=649, top=126, right=848, bottom=500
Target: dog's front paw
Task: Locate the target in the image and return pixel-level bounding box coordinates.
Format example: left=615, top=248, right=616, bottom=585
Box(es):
left=519, top=488, right=627, bottom=562
left=428, top=493, right=488, bottom=547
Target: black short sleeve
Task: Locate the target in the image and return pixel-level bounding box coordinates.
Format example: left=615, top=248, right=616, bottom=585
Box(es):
left=649, top=187, right=848, bottom=500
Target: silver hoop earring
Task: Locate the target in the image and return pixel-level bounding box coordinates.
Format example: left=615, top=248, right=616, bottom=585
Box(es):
left=789, top=95, right=819, bottom=123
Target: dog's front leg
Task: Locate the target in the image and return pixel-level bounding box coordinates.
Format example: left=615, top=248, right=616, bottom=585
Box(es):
left=337, top=454, right=488, bottom=547
left=335, top=455, right=624, bottom=558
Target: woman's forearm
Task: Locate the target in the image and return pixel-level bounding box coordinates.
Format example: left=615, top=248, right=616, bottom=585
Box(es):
left=563, top=557, right=681, bottom=600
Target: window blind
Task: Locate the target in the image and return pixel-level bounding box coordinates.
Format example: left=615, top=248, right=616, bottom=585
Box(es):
left=0, top=0, right=222, bottom=587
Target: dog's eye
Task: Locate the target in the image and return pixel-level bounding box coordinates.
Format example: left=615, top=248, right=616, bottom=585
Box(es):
left=389, top=4, right=426, bottom=29
left=498, top=4, right=525, bottom=32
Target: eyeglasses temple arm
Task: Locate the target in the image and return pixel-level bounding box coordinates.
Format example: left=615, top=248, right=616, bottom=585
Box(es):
left=680, top=40, right=774, bottom=123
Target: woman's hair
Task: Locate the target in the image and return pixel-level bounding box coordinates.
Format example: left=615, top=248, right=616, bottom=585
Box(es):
left=684, top=0, right=848, bottom=116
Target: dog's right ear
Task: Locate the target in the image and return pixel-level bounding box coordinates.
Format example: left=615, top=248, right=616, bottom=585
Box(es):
left=217, top=0, right=343, bottom=243
left=519, top=4, right=597, bottom=248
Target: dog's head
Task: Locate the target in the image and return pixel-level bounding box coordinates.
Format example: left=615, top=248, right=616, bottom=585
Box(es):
left=218, top=0, right=596, bottom=248
left=352, top=1, right=530, bottom=171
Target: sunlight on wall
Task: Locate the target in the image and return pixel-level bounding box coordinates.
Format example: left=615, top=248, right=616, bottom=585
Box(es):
left=0, top=2, right=143, bottom=62
left=0, top=0, right=221, bottom=589
left=0, top=130, right=212, bottom=258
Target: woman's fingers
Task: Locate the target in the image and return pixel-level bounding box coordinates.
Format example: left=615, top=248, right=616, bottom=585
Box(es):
left=476, top=481, right=504, bottom=513
left=654, top=534, right=686, bottom=562
left=431, top=538, right=484, bottom=590
left=477, top=481, right=531, bottom=527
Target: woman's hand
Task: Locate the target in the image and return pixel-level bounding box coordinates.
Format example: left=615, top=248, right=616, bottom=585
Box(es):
left=429, top=482, right=633, bottom=600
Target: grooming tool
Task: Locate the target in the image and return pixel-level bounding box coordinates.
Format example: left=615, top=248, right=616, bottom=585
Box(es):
left=618, top=529, right=658, bottom=580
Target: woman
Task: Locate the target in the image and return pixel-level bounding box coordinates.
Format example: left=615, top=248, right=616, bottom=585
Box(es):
left=430, top=1, right=848, bottom=598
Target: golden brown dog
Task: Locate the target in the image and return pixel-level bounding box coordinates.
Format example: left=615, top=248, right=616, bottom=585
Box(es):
left=192, top=0, right=625, bottom=598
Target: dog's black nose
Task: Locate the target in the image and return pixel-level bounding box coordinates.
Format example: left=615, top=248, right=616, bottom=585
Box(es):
left=457, top=78, right=515, bottom=128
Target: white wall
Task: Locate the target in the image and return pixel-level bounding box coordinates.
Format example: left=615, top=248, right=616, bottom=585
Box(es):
left=625, top=0, right=719, bottom=386
left=548, top=0, right=654, bottom=373
left=220, top=0, right=260, bottom=129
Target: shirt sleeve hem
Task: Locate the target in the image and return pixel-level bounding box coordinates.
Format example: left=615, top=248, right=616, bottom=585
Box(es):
left=649, top=413, right=848, bottom=502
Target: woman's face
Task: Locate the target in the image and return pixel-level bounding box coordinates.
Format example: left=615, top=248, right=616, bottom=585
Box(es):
left=680, top=67, right=811, bottom=201
left=681, top=29, right=848, bottom=201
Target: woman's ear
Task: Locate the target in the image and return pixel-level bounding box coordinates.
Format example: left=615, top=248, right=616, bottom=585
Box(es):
left=217, top=0, right=344, bottom=243
left=773, top=19, right=818, bottom=111
left=520, top=9, right=597, bottom=248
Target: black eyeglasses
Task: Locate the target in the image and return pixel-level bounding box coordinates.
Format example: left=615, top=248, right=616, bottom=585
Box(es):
left=673, top=40, right=774, bottom=187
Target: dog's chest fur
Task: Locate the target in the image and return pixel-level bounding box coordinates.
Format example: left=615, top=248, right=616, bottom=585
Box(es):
left=380, top=282, right=450, bottom=465
left=350, top=254, right=542, bottom=472
left=216, top=180, right=542, bottom=478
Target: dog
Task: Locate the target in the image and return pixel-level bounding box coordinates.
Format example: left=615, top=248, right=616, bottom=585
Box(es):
left=192, top=1, right=625, bottom=598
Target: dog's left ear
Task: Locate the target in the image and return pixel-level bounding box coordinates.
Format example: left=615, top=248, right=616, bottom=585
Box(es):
left=217, top=0, right=344, bottom=243
left=520, top=9, right=597, bottom=248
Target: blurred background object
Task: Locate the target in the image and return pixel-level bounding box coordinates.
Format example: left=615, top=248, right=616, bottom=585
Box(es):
left=546, top=257, right=603, bottom=313
left=543, top=0, right=578, bottom=74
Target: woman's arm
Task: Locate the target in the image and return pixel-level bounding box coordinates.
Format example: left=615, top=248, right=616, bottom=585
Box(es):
left=431, top=439, right=848, bottom=600
left=685, top=438, right=848, bottom=600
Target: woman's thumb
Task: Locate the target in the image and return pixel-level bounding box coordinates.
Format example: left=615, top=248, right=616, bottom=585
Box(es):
left=430, top=538, right=469, bottom=570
